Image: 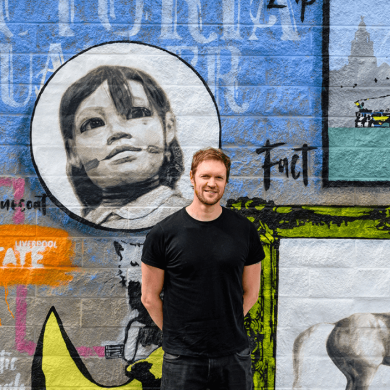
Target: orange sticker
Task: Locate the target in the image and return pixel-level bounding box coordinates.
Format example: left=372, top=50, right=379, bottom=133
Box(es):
left=0, top=225, right=77, bottom=287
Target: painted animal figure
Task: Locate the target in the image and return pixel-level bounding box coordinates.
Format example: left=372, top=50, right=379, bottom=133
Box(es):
left=293, top=313, right=390, bottom=390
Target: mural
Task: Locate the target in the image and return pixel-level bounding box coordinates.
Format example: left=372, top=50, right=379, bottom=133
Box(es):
left=31, top=42, right=220, bottom=231
left=324, top=0, right=390, bottom=185
left=5, top=0, right=390, bottom=390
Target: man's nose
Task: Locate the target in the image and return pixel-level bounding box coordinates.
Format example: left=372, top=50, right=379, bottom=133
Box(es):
left=207, top=178, right=216, bottom=187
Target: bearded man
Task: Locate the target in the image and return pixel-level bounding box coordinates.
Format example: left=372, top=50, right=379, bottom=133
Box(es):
left=141, top=147, right=265, bottom=390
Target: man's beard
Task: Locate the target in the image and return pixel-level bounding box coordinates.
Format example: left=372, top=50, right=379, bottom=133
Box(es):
left=194, top=184, right=223, bottom=206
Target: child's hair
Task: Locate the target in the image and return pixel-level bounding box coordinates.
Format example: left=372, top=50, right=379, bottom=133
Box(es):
left=59, top=66, right=184, bottom=215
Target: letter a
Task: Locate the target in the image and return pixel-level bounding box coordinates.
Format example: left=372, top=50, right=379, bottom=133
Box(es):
left=3, top=248, right=17, bottom=266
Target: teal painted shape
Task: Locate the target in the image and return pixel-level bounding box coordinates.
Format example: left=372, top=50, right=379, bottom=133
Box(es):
left=328, top=127, right=390, bottom=181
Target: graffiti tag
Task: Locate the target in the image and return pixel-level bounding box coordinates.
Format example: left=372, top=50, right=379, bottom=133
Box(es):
left=256, top=140, right=317, bottom=190
left=0, top=194, right=47, bottom=215
left=267, top=0, right=316, bottom=22
left=0, top=350, right=25, bottom=390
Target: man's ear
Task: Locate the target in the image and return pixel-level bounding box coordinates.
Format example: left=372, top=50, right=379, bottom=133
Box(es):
left=190, top=170, right=195, bottom=187
left=165, top=111, right=175, bottom=144
left=66, top=139, right=83, bottom=169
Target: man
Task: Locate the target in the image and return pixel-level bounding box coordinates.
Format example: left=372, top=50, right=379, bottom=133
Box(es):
left=141, top=147, right=265, bottom=389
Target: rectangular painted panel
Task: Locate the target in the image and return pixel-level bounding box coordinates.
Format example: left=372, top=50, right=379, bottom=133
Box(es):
left=277, top=238, right=390, bottom=389
left=324, top=0, right=390, bottom=185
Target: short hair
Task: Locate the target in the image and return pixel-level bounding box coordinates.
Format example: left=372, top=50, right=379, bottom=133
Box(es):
left=59, top=65, right=184, bottom=216
left=191, top=148, right=231, bottom=182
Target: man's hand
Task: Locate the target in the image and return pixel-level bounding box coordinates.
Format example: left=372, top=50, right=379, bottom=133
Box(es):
left=141, top=263, right=165, bottom=330
left=242, top=262, right=261, bottom=316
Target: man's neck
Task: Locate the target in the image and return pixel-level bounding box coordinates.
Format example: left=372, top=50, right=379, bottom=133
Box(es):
left=186, top=200, right=222, bottom=222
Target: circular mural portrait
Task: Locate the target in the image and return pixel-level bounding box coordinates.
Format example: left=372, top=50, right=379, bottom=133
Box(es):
left=31, top=42, right=221, bottom=231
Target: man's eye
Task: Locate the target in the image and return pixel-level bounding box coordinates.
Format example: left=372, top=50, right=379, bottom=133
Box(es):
left=129, top=107, right=151, bottom=119
left=80, top=118, right=105, bottom=133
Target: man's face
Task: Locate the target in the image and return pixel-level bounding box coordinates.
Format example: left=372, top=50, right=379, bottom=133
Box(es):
left=72, top=80, right=166, bottom=189
left=190, top=159, right=227, bottom=206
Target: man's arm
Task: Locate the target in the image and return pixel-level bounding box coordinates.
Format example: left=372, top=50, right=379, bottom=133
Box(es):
left=141, top=263, right=165, bottom=330
left=242, top=262, right=261, bottom=316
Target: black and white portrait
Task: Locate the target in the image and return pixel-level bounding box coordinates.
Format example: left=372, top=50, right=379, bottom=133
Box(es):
left=31, top=42, right=220, bottom=230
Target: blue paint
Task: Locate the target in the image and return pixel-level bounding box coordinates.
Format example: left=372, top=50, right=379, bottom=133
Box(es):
left=0, top=0, right=324, bottom=235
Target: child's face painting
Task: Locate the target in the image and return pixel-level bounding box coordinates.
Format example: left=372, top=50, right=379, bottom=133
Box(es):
left=73, top=80, right=166, bottom=189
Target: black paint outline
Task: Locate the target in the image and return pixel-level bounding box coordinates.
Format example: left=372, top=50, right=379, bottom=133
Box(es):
left=30, top=41, right=222, bottom=233
left=32, top=306, right=132, bottom=389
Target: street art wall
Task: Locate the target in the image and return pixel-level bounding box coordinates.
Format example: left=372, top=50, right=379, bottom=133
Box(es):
left=2, top=0, right=390, bottom=389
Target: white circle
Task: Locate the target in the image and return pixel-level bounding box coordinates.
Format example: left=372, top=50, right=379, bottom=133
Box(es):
left=31, top=42, right=220, bottom=230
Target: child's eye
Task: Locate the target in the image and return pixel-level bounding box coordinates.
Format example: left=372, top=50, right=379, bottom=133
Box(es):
left=129, top=107, right=152, bottom=119
left=80, top=118, right=105, bottom=133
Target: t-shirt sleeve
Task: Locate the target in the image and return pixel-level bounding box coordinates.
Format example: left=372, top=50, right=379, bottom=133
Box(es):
left=245, top=222, right=265, bottom=266
left=141, top=224, right=166, bottom=270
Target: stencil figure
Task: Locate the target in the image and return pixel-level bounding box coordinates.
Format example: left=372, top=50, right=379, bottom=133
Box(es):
left=59, top=65, right=189, bottom=229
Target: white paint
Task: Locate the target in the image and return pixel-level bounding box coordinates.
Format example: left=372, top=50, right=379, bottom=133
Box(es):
left=58, top=0, right=75, bottom=37
left=0, top=0, right=12, bottom=38
left=207, top=46, right=249, bottom=114
left=98, top=0, right=143, bottom=37
left=249, top=0, right=299, bottom=41
left=249, top=0, right=277, bottom=40
left=160, top=0, right=182, bottom=40
left=15, top=246, right=29, bottom=266
left=31, top=42, right=220, bottom=216
left=35, top=43, right=64, bottom=97
left=0, top=351, right=16, bottom=374
left=222, top=0, right=242, bottom=40
left=276, top=238, right=390, bottom=389
left=161, top=0, right=217, bottom=43
left=2, top=248, right=17, bottom=266
left=278, top=0, right=299, bottom=41
left=31, top=246, right=45, bottom=268
left=0, top=44, right=33, bottom=108
left=15, top=241, right=57, bottom=248
left=0, top=373, right=25, bottom=390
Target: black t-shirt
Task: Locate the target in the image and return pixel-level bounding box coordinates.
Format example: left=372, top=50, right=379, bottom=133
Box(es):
left=141, top=207, right=265, bottom=357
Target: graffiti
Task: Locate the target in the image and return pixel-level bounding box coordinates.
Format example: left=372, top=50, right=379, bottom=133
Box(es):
left=98, top=0, right=143, bottom=37
left=58, top=0, right=75, bottom=36
left=256, top=140, right=317, bottom=190
left=0, top=194, right=47, bottom=215
left=324, top=6, right=390, bottom=185
left=224, top=198, right=390, bottom=389
left=0, top=178, right=26, bottom=224
left=31, top=42, right=220, bottom=231
left=0, top=44, right=33, bottom=108
left=0, top=225, right=76, bottom=289
left=35, top=44, right=65, bottom=97
left=267, top=0, right=317, bottom=22
left=32, top=307, right=162, bottom=389
left=0, top=351, right=25, bottom=390
left=113, top=240, right=162, bottom=363
left=250, top=0, right=300, bottom=41
left=0, top=0, right=315, bottom=45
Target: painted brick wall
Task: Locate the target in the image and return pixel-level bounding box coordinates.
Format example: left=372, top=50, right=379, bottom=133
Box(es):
left=0, top=1, right=389, bottom=389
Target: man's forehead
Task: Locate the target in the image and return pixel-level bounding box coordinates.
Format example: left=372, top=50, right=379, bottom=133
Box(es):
left=196, top=159, right=227, bottom=175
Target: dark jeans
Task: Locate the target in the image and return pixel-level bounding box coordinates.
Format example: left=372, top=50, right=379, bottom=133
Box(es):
left=160, top=348, right=253, bottom=390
